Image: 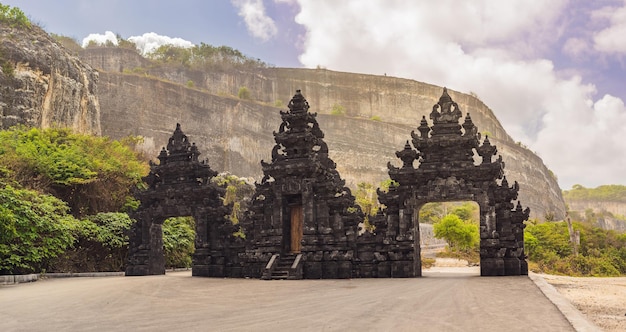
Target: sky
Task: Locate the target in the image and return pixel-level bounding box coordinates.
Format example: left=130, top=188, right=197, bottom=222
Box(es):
left=4, top=0, right=626, bottom=190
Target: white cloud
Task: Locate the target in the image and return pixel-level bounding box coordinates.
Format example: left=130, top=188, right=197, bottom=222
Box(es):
left=593, top=1, right=626, bottom=54
left=231, top=0, right=278, bottom=41
left=292, top=0, right=626, bottom=188
left=128, top=32, right=194, bottom=55
left=81, top=31, right=118, bottom=48
left=535, top=93, right=626, bottom=188
left=81, top=31, right=194, bottom=55
left=562, top=37, right=589, bottom=59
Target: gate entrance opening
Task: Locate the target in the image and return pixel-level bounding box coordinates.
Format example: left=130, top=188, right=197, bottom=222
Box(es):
left=378, top=88, right=529, bottom=276
left=416, top=201, right=480, bottom=273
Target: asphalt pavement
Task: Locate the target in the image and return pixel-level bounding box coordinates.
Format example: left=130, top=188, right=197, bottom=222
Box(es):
left=0, top=268, right=582, bottom=331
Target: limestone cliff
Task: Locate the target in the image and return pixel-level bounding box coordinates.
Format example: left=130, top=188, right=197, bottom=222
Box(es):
left=0, top=23, right=100, bottom=134
left=80, top=48, right=565, bottom=219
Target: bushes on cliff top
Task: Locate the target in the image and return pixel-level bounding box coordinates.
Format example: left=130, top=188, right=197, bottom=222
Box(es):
left=0, top=126, right=149, bottom=217
left=563, top=184, right=626, bottom=202
left=0, top=3, right=31, bottom=28
left=146, top=43, right=267, bottom=70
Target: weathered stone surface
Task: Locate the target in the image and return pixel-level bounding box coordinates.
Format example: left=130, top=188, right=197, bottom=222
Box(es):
left=375, top=88, right=530, bottom=276
left=0, top=24, right=100, bottom=134
left=126, top=124, right=234, bottom=276
left=1, top=31, right=562, bottom=220
left=125, top=89, right=529, bottom=279
left=79, top=47, right=564, bottom=220
left=241, top=90, right=363, bottom=279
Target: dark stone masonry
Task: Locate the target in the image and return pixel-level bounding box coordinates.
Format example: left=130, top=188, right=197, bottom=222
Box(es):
left=126, top=88, right=529, bottom=278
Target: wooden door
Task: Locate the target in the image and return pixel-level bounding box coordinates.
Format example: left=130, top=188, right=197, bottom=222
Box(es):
left=290, top=205, right=303, bottom=253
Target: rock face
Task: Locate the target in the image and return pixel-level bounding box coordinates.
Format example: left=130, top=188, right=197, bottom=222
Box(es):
left=566, top=200, right=626, bottom=231
left=0, top=24, right=100, bottom=134
left=80, top=48, right=565, bottom=219
left=1, top=27, right=565, bottom=220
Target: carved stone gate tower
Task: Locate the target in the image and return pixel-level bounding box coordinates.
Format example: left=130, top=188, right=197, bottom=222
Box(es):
left=125, top=88, right=529, bottom=279
left=125, top=124, right=233, bottom=277
left=378, top=88, right=530, bottom=276
left=240, top=90, right=363, bottom=279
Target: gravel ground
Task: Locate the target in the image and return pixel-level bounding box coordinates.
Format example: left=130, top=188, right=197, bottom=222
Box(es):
left=536, top=274, right=626, bottom=332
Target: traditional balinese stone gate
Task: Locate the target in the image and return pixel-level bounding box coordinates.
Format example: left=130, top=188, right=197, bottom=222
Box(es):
left=125, top=124, right=234, bottom=277
left=239, top=90, right=364, bottom=279
left=125, top=88, right=529, bottom=278
left=376, top=88, right=530, bottom=276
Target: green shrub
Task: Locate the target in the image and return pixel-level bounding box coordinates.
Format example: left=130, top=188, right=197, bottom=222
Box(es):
left=563, top=184, right=626, bottom=201
left=0, top=127, right=149, bottom=217
left=524, top=220, right=626, bottom=276
left=131, top=67, right=147, bottom=75
left=0, top=184, right=80, bottom=274
left=433, top=214, right=479, bottom=252
left=1, top=60, right=14, bottom=78
left=238, top=86, right=251, bottom=100
left=370, top=115, right=382, bottom=121
left=213, top=173, right=255, bottom=226
left=0, top=4, right=31, bottom=28
left=330, top=104, right=345, bottom=116
left=47, top=212, right=134, bottom=272
left=163, top=217, right=195, bottom=268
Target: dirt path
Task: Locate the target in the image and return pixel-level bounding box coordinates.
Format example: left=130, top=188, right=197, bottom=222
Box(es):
left=540, top=274, right=626, bottom=332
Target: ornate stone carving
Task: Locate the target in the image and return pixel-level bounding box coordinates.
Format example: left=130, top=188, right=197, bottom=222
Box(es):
left=126, top=124, right=233, bottom=277
left=126, top=88, right=529, bottom=279
left=376, top=88, right=530, bottom=276
left=240, top=90, right=363, bottom=279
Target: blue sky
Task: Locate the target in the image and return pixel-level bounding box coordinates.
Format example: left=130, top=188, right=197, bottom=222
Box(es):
left=4, top=0, right=626, bottom=189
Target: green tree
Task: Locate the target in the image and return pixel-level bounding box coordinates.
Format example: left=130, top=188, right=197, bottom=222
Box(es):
left=450, top=202, right=478, bottom=222
left=213, top=173, right=254, bottom=238
left=433, top=214, right=479, bottom=252
left=355, top=182, right=378, bottom=216
left=0, top=184, right=80, bottom=274
left=162, top=217, right=195, bottom=268
left=419, top=203, right=444, bottom=224
left=116, top=34, right=138, bottom=51
left=147, top=44, right=192, bottom=66
left=0, top=127, right=149, bottom=217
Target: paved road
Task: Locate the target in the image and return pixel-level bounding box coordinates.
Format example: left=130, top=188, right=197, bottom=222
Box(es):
left=0, top=269, right=575, bottom=331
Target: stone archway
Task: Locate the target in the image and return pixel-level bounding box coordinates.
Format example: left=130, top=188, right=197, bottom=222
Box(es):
left=376, top=88, right=530, bottom=276
left=125, top=124, right=234, bottom=277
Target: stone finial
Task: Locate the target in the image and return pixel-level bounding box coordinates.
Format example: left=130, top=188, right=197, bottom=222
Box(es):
left=396, top=141, right=418, bottom=169
left=167, top=123, right=191, bottom=154
left=431, top=87, right=462, bottom=124
left=288, top=89, right=310, bottom=113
